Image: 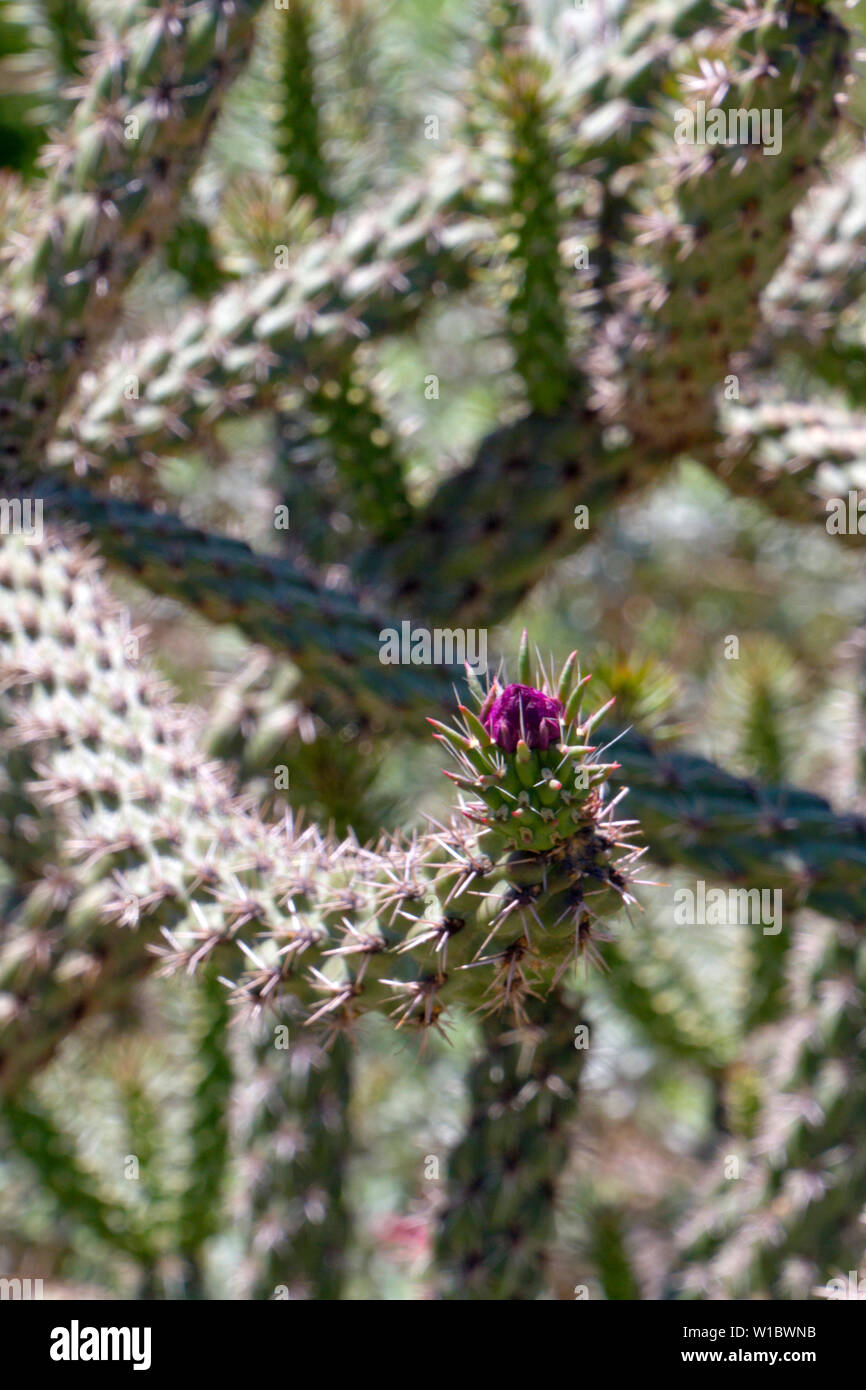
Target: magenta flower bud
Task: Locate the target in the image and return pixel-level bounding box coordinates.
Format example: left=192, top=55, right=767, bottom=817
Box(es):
left=481, top=683, right=562, bottom=753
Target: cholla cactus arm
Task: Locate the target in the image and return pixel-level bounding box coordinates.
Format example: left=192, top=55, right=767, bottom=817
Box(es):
left=721, top=397, right=866, bottom=533
left=355, top=410, right=646, bottom=626
left=436, top=990, right=585, bottom=1301
left=558, top=0, right=719, bottom=309
left=0, top=863, right=164, bottom=1098
left=583, top=0, right=719, bottom=84
left=0, top=0, right=94, bottom=173
left=40, top=0, right=96, bottom=83
left=0, top=701, right=60, bottom=892
left=468, top=2, right=573, bottom=415
left=269, top=2, right=412, bottom=552
left=613, top=0, right=848, bottom=460
left=4, top=974, right=235, bottom=1297
left=177, top=967, right=233, bottom=1291
left=273, top=0, right=335, bottom=220
left=0, top=0, right=267, bottom=477
left=617, top=729, right=866, bottom=923
left=0, top=529, right=252, bottom=1093
left=117, top=1052, right=164, bottom=1221
left=0, top=528, right=393, bottom=1088
left=277, top=362, right=414, bottom=554
left=21, top=485, right=454, bottom=720
left=675, top=924, right=866, bottom=1298
left=219, top=658, right=644, bottom=1035
left=0, top=1089, right=156, bottom=1264
left=206, top=690, right=363, bottom=1297
left=241, top=1004, right=351, bottom=1300
left=601, top=934, right=736, bottom=1070
left=588, top=1204, right=642, bottom=1302
left=46, top=161, right=481, bottom=482
left=761, top=152, right=866, bottom=357
left=45, top=385, right=866, bottom=673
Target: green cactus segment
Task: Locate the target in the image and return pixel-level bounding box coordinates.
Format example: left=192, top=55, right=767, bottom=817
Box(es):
left=617, top=0, right=848, bottom=456
left=763, top=152, right=866, bottom=355
left=0, top=7, right=46, bottom=174
left=204, top=656, right=391, bottom=841
left=0, top=0, right=94, bottom=174
left=677, top=925, right=866, bottom=1298
left=117, top=1053, right=165, bottom=1221
left=273, top=0, right=335, bottom=219
left=0, top=698, right=59, bottom=890
left=580, top=0, right=719, bottom=103
left=471, top=4, right=572, bottom=414
left=357, top=410, right=645, bottom=627
left=560, top=0, right=719, bottom=306
left=0, top=529, right=246, bottom=1093
left=0, top=530, right=429, bottom=1076
left=162, top=211, right=226, bottom=301
left=436, top=990, right=585, bottom=1300
left=17, top=488, right=458, bottom=718
left=0, top=1090, right=155, bottom=1263
left=279, top=362, right=413, bottom=549
left=0, top=0, right=268, bottom=476
left=242, top=1007, right=351, bottom=1300
left=46, top=160, right=481, bottom=482
left=721, top=397, right=866, bottom=531
left=806, top=337, right=866, bottom=410
left=559, top=0, right=719, bottom=162
left=745, top=912, right=790, bottom=1033
left=618, top=730, right=866, bottom=923
left=32, top=0, right=95, bottom=85
left=0, top=877, right=158, bottom=1099
left=588, top=1204, right=642, bottom=1302
left=267, top=0, right=412, bottom=550
left=177, top=968, right=233, bottom=1265
left=602, top=933, right=735, bottom=1069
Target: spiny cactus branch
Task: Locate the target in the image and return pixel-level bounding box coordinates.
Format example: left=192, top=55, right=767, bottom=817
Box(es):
left=0, top=0, right=268, bottom=475
left=436, top=989, right=585, bottom=1300
left=44, top=159, right=481, bottom=484
left=16, top=487, right=458, bottom=720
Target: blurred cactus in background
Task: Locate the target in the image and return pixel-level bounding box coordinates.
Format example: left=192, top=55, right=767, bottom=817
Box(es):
left=1, top=0, right=866, bottom=1301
